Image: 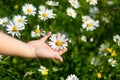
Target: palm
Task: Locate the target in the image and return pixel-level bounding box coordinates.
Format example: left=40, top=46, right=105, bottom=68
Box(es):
left=28, top=32, right=67, bottom=62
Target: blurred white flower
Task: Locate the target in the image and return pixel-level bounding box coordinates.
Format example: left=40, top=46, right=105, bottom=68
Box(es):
left=82, top=19, right=95, bottom=31
left=38, top=6, right=56, bottom=21
left=91, top=57, right=99, bottom=66
left=89, top=6, right=99, bottom=16
left=31, top=25, right=45, bottom=38
left=68, top=0, right=80, bottom=9
left=48, top=33, right=68, bottom=51
left=102, top=17, right=110, bottom=23
left=108, top=58, right=117, bottom=67
left=0, top=55, right=3, bottom=62
left=66, top=7, right=77, bottom=18
left=107, top=1, right=114, bottom=6
left=82, top=15, right=99, bottom=31
left=81, top=35, right=87, bottom=42
left=13, top=15, right=27, bottom=26
left=46, top=0, right=59, bottom=6
left=98, top=43, right=109, bottom=56
left=38, top=65, right=48, bottom=75
left=0, top=17, right=9, bottom=27
left=6, top=21, right=25, bottom=38
left=90, top=37, right=94, bottom=42
left=86, top=0, right=98, bottom=5
left=82, top=16, right=91, bottom=23
left=22, top=3, right=36, bottom=16
left=113, top=34, right=120, bottom=46
left=66, top=74, right=79, bottom=80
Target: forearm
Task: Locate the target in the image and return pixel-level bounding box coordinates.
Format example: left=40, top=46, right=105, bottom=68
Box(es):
left=0, top=32, right=36, bottom=58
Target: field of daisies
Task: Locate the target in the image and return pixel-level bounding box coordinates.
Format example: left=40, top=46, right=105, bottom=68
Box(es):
left=0, top=0, right=120, bottom=80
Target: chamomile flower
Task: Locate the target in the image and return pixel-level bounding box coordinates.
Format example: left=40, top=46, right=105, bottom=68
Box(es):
left=66, top=7, right=77, bottom=18
left=82, top=15, right=99, bottom=31
left=113, top=34, right=120, bottom=46
left=6, top=21, right=25, bottom=38
left=38, top=65, right=48, bottom=75
left=0, top=17, right=9, bottom=27
left=66, top=74, right=79, bottom=80
left=48, top=33, right=68, bottom=51
left=31, top=25, right=45, bottom=38
left=98, top=43, right=109, bottom=56
left=68, top=0, right=80, bottom=9
left=46, top=0, right=59, bottom=7
left=38, top=6, right=56, bottom=21
left=81, top=35, right=87, bottom=42
left=91, top=57, right=99, bottom=66
left=13, top=15, right=27, bottom=26
left=108, top=58, right=117, bottom=67
left=89, top=6, right=99, bottom=16
left=82, top=19, right=96, bottom=31
left=22, top=3, right=36, bottom=16
left=86, top=0, right=98, bottom=5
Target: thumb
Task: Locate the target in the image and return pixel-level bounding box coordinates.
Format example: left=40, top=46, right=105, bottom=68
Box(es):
left=40, top=32, right=51, bottom=42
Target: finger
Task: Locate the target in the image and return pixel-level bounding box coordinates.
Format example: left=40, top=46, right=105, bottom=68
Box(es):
left=40, top=32, right=51, bottom=42
left=54, top=54, right=63, bottom=62
left=58, top=48, right=67, bottom=55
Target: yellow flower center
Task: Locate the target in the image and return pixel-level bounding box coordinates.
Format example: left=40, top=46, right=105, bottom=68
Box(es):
left=35, top=29, right=41, bottom=34
left=89, top=0, right=93, bottom=3
left=3, top=21, right=7, bottom=24
left=50, top=3, right=54, bottom=6
left=110, top=61, right=115, bottom=65
left=41, top=69, right=48, bottom=75
left=42, top=13, right=47, bottom=18
left=69, top=11, right=73, bottom=16
left=72, top=1, right=76, bottom=5
left=56, top=40, right=62, bottom=46
left=87, top=23, right=92, bottom=27
left=18, top=19, right=23, bottom=23
left=27, top=8, right=32, bottom=13
left=12, top=26, right=18, bottom=32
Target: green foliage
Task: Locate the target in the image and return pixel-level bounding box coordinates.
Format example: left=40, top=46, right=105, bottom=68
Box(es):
left=0, top=0, right=120, bottom=80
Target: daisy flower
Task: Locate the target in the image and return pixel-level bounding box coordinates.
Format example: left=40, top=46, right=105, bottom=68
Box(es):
left=66, top=7, right=77, bottom=18
left=0, top=17, right=9, bottom=27
left=113, top=34, right=120, bottom=46
left=38, top=6, right=56, bottom=21
left=13, top=15, right=27, bottom=26
left=108, top=58, right=117, bottom=67
left=38, top=65, right=48, bottom=75
left=68, top=0, right=80, bottom=9
left=91, top=57, right=99, bottom=66
left=46, top=0, right=59, bottom=7
left=81, top=35, right=87, bottom=42
left=98, top=43, right=109, bottom=56
left=6, top=21, right=25, bottom=38
left=22, top=3, right=36, bottom=16
left=86, top=0, right=98, bottom=5
left=89, top=6, right=99, bottom=16
left=31, top=25, right=45, bottom=38
left=66, top=74, right=79, bottom=80
left=82, top=15, right=99, bottom=31
left=48, top=33, right=68, bottom=51
left=82, top=19, right=96, bottom=31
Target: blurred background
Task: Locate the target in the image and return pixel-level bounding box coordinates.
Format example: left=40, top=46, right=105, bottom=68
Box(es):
left=0, top=0, right=120, bottom=80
